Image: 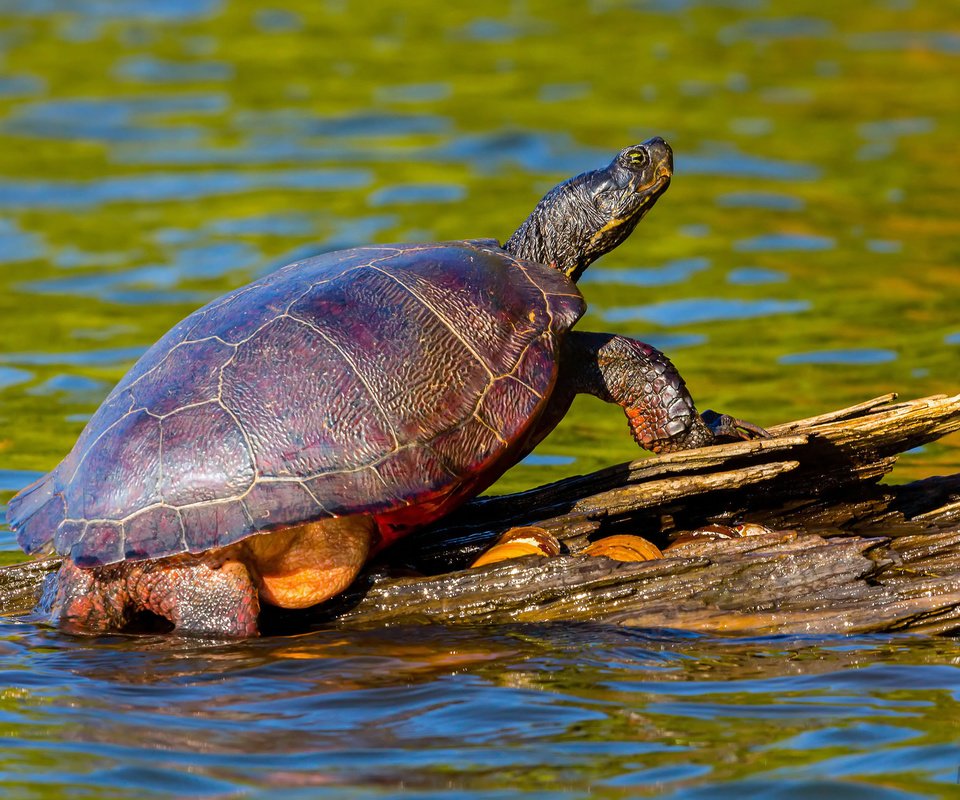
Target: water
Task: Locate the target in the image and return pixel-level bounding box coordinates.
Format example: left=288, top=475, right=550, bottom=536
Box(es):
left=2, top=622, right=959, bottom=798
left=0, top=1, right=959, bottom=796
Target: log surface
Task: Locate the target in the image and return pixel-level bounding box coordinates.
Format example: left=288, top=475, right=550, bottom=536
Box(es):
left=3, top=393, right=960, bottom=636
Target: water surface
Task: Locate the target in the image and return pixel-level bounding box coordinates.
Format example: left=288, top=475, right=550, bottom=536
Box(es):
left=0, top=1, right=958, bottom=796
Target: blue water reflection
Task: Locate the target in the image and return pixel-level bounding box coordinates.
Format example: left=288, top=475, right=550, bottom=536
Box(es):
left=27, top=374, right=109, bottom=399
left=582, top=257, right=710, bottom=287
left=0, top=366, right=32, bottom=390
left=115, top=56, right=234, bottom=83
left=848, top=30, right=960, bottom=53
left=680, top=147, right=820, bottom=181
left=23, top=241, right=261, bottom=303
left=735, top=233, right=835, bottom=252
left=0, top=169, right=371, bottom=209
left=0, top=469, right=45, bottom=491
left=0, top=346, right=147, bottom=367
left=4, top=95, right=224, bottom=142
left=726, top=267, right=788, bottom=285
left=716, top=192, right=805, bottom=211
left=368, top=183, right=465, bottom=207
left=780, top=349, right=898, bottom=366
left=0, top=0, right=222, bottom=19
left=605, top=298, right=810, bottom=326
left=0, top=220, right=43, bottom=263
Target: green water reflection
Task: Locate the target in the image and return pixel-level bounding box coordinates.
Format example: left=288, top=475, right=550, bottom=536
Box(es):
left=0, top=1, right=958, bottom=796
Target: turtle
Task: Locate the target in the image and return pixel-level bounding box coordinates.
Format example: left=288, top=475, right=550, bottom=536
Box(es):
left=7, top=137, right=765, bottom=637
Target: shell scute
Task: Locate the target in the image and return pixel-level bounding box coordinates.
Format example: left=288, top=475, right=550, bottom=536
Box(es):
left=76, top=522, right=123, bottom=567
left=288, top=265, right=492, bottom=446
left=180, top=501, right=249, bottom=552
left=477, top=377, right=542, bottom=435
left=123, top=507, right=183, bottom=561
left=159, top=404, right=255, bottom=505
left=53, top=519, right=85, bottom=557
left=369, top=245, right=549, bottom=376
left=302, top=467, right=398, bottom=518
left=376, top=444, right=454, bottom=503
left=14, top=488, right=65, bottom=555
left=242, top=480, right=325, bottom=532
left=429, top=416, right=502, bottom=476
left=507, top=254, right=586, bottom=332
left=221, top=315, right=395, bottom=477
left=63, top=409, right=162, bottom=521
left=511, top=335, right=558, bottom=391
left=131, top=338, right=234, bottom=416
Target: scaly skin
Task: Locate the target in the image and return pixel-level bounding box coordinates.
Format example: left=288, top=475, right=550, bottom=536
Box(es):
left=41, top=515, right=378, bottom=636
left=45, top=555, right=260, bottom=637
left=523, top=331, right=765, bottom=458
left=562, top=331, right=712, bottom=452
left=42, top=516, right=378, bottom=636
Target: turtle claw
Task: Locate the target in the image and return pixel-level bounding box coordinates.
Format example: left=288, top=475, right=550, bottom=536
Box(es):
left=701, top=410, right=769, bottom=443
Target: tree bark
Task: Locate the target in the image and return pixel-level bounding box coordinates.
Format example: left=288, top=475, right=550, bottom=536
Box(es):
left=3, top=393, right=960, bottom=636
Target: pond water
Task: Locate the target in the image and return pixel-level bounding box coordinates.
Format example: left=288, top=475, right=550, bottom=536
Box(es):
left=0, top=1, right=958, bottom=797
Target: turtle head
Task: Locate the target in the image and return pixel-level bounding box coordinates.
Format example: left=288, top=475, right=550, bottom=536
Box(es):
left=504, top=137, right=673, bottom=281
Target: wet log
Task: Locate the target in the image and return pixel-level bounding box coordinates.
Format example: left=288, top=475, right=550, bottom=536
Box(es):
left=3, top=393, right=960, bottom=636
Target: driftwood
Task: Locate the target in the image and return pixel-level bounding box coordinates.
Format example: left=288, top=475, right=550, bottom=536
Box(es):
left=3, top=393, right=960, bottom=636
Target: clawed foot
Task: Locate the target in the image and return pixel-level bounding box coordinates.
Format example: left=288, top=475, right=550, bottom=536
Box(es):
left=701, top=410, right=769, bottom=443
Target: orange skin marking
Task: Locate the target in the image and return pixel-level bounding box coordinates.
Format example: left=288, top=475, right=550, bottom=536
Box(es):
left=241, top=517, right=374, bottom=609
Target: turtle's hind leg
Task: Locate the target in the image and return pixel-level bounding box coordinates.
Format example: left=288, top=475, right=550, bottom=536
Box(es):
left=45, top=556, right=261, bottom=638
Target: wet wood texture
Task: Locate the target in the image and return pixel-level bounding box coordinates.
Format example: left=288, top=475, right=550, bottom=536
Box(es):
left=4, top=393, right=960, bottom=636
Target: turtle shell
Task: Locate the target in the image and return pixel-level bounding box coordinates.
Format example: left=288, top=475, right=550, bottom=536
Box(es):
left=9, top=240, right=584, bottom=567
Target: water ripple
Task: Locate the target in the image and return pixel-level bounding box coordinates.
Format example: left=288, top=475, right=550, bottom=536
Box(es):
left=582, top=257, right=710, bottom=287
left=0, top=169, right=371, bottom=209
left=114, top=56, right=234, bottom=83
left=726, top=267, right=788, bottom=285
left=0, top=0, right=222, bottom=19
left=848, top=31, right=960, bottom=54
left=779, top=349, right=897, bottom=365
left=605, top=298, right=809, bottom=326
left=719, top=16, right=834, bottom=45
left=735, top=233, right=835, bottom=252
left=0, top=367, right=32, bottom=391
left=0, top=219, right=43, bottom=263
left=4, top=95, right=226, bottom=142
left=681, top=147, right=820, bottom=181
left=0, top=470, right=45, bottom=492
left=368, top=183, right=466, bottom=207
left=0, top=74, right=44, bottom=97
left=0, top=346, right=146, bottom=367
left=717, top=191, right=805, bottom=211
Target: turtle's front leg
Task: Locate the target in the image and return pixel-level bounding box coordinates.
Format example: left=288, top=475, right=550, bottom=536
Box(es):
left=560, top=331, right=767, bottom=453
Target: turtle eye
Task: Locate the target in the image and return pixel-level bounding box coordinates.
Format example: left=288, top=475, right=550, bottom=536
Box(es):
left=626, top=149, right=649, bottom=168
